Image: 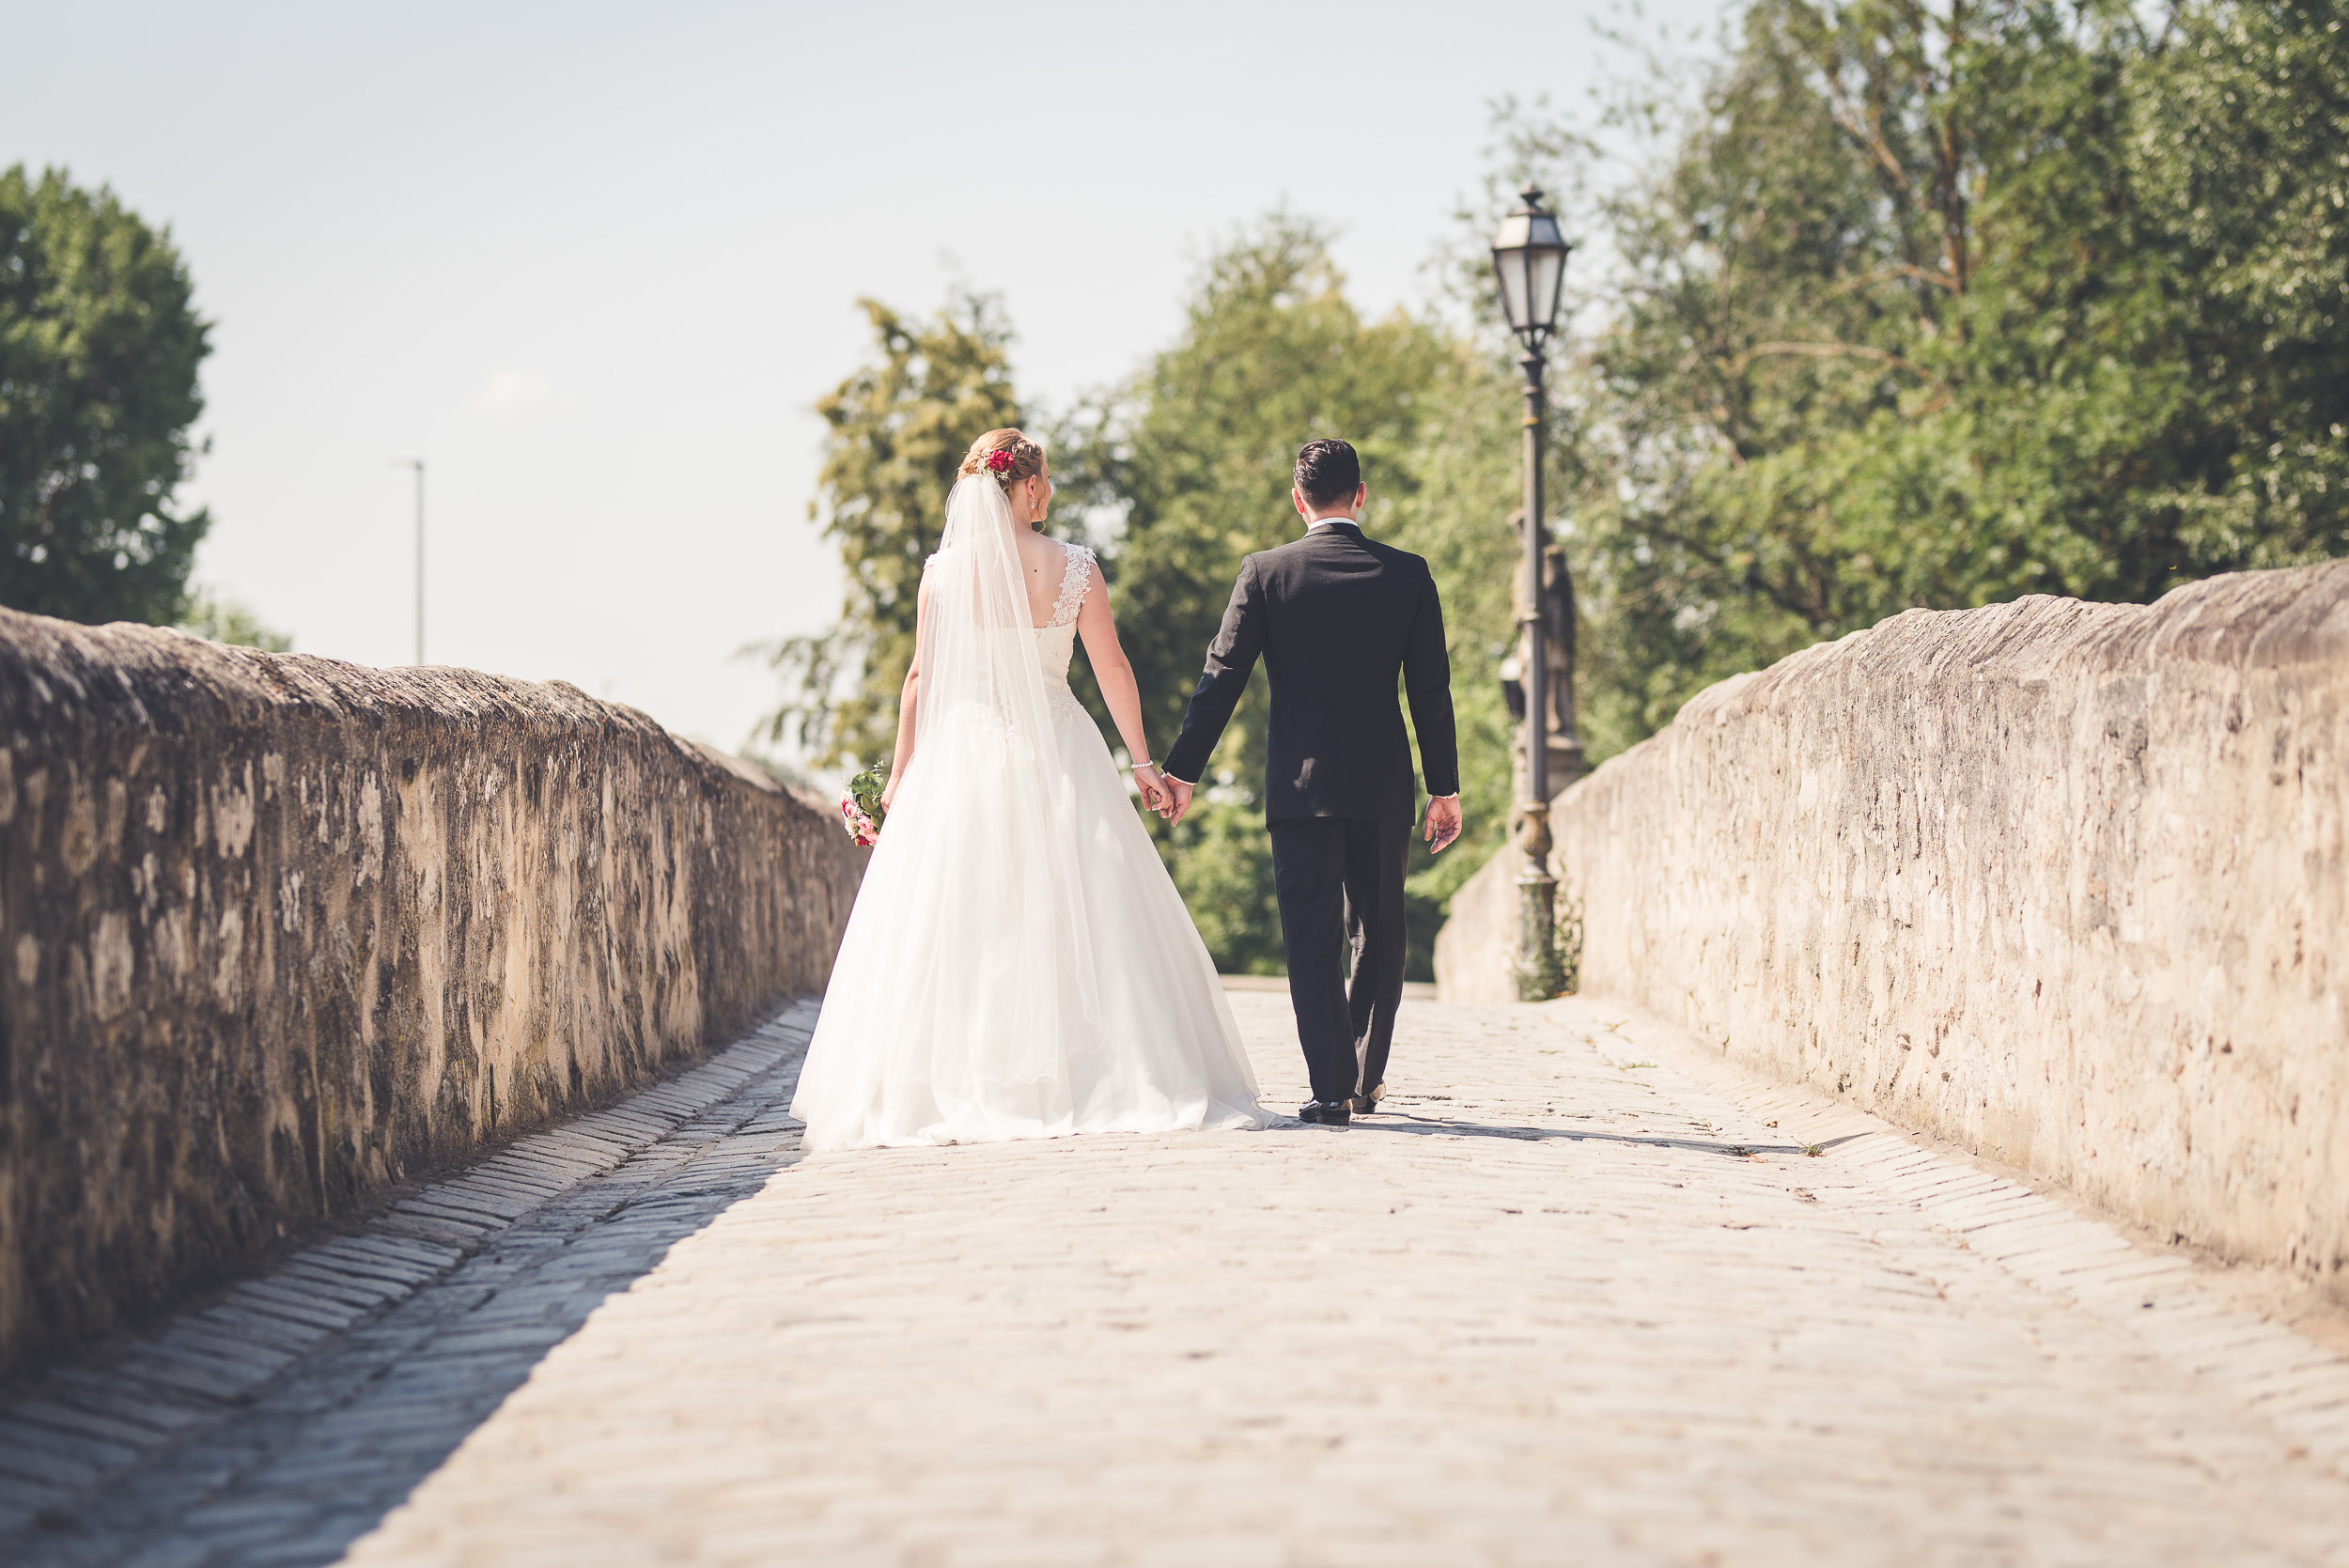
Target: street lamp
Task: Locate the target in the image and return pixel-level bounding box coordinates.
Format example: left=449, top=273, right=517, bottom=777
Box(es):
left=396, top=458, right=425, bottom=665
left=1490, top=185, right=1573, bottom=1001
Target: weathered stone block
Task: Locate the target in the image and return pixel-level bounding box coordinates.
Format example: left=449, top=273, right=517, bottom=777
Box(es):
left=1438, top=562, right=2347, bottom=1291
left=0, top=610, right=865, bottom=1374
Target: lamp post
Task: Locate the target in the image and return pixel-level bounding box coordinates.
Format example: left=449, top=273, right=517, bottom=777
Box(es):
left=397, top=458, right=425, bottom=664
left=1490, top=185, right=1573, bottom=1001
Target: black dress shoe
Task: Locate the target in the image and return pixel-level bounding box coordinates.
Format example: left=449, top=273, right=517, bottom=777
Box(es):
left=1353, top=1081, right=1386, bottom=1115
left=1298, top=1098, right=1352, bottom=1126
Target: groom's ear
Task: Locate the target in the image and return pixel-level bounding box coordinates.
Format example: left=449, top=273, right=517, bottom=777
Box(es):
left=1292, top=486, right=1309, bottom=517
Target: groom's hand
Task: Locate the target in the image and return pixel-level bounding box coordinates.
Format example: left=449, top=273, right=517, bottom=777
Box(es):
left=1165, top=776, right=1195, bottom=825
left=1424, top=795, right=1463, bottom=853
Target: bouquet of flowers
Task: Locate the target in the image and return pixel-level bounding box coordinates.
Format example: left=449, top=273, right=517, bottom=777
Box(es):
left=839, top=765, right=887, bottom=847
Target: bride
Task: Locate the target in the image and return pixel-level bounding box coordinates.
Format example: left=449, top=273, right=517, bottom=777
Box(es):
left=790, top=428, right=1270, bottom=1150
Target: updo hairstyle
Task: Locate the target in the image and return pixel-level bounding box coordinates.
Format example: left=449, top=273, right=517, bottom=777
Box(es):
left=958, top=428, right=1046, bottom=490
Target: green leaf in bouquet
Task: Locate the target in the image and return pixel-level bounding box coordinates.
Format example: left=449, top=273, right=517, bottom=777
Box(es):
left=848, top=765, right=889, bottom=829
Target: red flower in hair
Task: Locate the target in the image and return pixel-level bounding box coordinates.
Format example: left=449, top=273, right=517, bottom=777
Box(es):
left=984, top=448, right=1015, bottom=474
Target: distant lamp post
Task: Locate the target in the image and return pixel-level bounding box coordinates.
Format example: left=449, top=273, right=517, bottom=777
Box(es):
left=397, top=458, right=426, bottom=664
left=1490, top=185, right=1573, bottom=1001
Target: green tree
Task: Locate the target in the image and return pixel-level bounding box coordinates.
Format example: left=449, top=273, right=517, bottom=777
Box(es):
left=1065, top=218, right=1453, bottom=785
left=771, top=0, right=2345, bottom=979
left=177, top=587, right=292, bottom=651
left=1059, top=218, right=1469, bottom=973
left=1152, top=800, right=1284, bottom=974
left=773, top=234, right=1532, bottom=976
left=754, top=291, right=1021, bottom=769
left=1526, top=0, right=2346, bottom=755
left=2115, top=0, right=2349, bottom=574
left=0, top=165, right=212, bottom=626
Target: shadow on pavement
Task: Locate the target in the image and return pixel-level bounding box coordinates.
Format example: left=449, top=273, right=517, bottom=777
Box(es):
left=1263, top=1111, right=1872, bottom=1161
left=8, top=1094, right=807, bottom=1568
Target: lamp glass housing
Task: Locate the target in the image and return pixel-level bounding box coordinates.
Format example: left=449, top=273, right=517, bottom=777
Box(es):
left=1490, top=192, right=1570, bottom=339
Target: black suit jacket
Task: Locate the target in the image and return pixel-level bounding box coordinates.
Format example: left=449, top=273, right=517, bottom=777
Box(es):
left=1164, top=522, right=1458, bottom=823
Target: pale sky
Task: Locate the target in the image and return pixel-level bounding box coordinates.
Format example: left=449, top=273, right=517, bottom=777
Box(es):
left=7, top=0, right=1719, bottom=756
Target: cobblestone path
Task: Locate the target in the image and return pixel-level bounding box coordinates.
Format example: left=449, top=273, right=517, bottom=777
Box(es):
left=7, top=991, right=2349, bottom=1568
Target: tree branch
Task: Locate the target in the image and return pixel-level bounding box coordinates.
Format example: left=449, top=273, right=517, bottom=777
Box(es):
left=1735, top=341, right=1945, bottom=384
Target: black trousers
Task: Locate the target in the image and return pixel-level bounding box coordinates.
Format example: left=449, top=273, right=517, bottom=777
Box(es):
left=1268, top=815, right=1411, bottom=1105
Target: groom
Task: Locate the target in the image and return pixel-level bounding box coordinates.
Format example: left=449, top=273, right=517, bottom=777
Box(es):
left=1161, top=439, right=1462, bottom=1127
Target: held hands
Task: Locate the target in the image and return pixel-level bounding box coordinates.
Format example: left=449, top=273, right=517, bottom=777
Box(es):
left=1133, top=763, right=1169, bottom=815
left=1143, top=771, right=1449, bottom=839
left=1423, top=795, right=1464, bottom=853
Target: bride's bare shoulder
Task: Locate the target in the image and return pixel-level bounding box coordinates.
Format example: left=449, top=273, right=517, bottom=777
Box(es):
left=1010, top=530, right=1063, bottom=567
left=1035, top=536, right=1096, bottom=582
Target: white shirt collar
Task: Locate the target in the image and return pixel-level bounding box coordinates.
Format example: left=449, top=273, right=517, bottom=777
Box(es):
left=1304, top=515, right=1361, bottom=534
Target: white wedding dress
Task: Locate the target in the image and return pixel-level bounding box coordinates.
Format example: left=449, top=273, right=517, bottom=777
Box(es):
left=791, top=481, right=1268, bottom=1151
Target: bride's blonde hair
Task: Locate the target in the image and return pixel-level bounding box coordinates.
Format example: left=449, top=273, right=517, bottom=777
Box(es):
left=957, top=428, right=1046, bottom=490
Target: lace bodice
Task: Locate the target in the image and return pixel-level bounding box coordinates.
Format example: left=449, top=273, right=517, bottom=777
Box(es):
left=920, top=540, right=1095, bottom=725
left=1035, top=543, right=1095, bottom=721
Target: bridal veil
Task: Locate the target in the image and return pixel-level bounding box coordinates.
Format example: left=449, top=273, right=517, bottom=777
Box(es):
left=799, top=476, right=1107, bottom=1118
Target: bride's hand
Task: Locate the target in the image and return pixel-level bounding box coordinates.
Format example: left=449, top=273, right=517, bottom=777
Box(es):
left=1133, top=763, right=1168, bottom=815
left=879, top=778, right=899, bottom=815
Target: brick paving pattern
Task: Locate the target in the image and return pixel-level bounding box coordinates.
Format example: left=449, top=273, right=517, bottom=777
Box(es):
left=6, top=992, right=2348, bottom=1567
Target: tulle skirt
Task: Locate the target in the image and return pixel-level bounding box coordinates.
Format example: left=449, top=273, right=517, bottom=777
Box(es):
left=790, top=696, right=1270, bottom=1151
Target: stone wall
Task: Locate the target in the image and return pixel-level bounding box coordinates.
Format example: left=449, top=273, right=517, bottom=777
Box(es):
left=1437, top=562, right=2348, bottom=1292
left=0, top=611, right=866, bottom=1375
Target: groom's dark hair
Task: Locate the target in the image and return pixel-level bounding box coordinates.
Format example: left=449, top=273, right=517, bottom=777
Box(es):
left=1294, top=439, right=1361, bottom=509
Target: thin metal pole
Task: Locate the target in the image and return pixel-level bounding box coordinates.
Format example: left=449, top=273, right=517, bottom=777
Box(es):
left=1515, top=345, right=1559, bottom=1000
left=1522, top=348, right=1548, bottom=811
left=409, top=459, right=426, bottom=665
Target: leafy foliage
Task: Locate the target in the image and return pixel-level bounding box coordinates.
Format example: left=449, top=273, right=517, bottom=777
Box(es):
left=1056, top=218, right=1498, bottom=974
left=0, top=165, right=212, bottom=626
left=1548, top=0, right=2348, bottom=751
left=753, top=292, right=1020, bottom=768
left=776, top=0, right=2344, bottom=976
left=1148, top=800, right=1285, bottom=975
left=1059, top=217, right=1455, bottom=779
left=177, top=587, right=291, bottom=651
